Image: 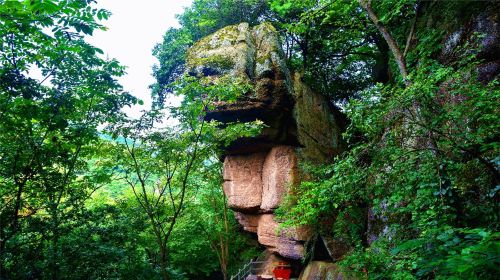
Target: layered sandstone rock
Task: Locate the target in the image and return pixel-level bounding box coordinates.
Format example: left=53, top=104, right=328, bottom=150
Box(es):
left=223, top=153, right=266, bottom=210
left=261, top=146, right=298, bottom=210
left=187, top=22, right=346, bottom=260
left=257, top=214, right=311, bottom=259
left=223, top=146, right=304, bottom=258
left=293, top=73, right=346, bottom=162
left=234, top=213, right=260, bottom=233
left=223, top=146, right=297, bottom=212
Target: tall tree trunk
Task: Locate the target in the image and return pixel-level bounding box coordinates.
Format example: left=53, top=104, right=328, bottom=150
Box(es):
left=220, top=184, right=230, bottom=280
left=0, top=234, right=5, bottom=279
left=50, top=234, right=59, bottom=280
left=159, top=244, right=170, bottom=280
left=49, top=204, right=60, bottom=280
left=359, top=0, right=409, bottom=85
left=372, top=33, right=391, bottom=84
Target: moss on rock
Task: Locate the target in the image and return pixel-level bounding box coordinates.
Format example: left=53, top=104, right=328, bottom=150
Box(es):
left=187, top=54, right=235, bottom=72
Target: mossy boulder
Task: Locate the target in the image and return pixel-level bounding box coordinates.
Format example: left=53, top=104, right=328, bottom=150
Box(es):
left=187, top=22, right=254, bottom=80
left=186, top=22, right=297, bottom=153
left=185, top=23, right=348, bottom=261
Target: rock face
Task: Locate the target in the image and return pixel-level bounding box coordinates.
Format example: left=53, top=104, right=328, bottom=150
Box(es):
left=188, top=22, right=297, bottom=155
left=293, top=74, right=346, bottom=162
left=441, top=8, right=499, bottom=84
left=223, top=146, right=298, bottom=212
left=224, top=146, right=305, bottom=259
left=187, top=22, right=346, bottom=260
left=261, top=146, right=298, bottom=210
left=299, top=261, right=360, bottom=280
left=223, top=153, right=266, bottom=211
left=257, top=214, right=309, bottom=259
left=235, top=213, right=260, bottom=233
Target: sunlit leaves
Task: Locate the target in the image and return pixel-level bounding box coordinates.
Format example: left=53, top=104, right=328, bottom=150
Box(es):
left=0, top=1, right=134, bottom=278
left=279, top=54, right=499, bottom=279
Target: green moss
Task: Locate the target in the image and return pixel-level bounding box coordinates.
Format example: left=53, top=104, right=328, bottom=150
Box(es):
left=188, top=54, right=235, bottom=71
left=217, top=25, right=239, bottom=41
left=186, top=24, right=244, bottom=71
left=255, top=22, right=276, bottom=34
left=256, top=52, right=271, bottom=64
left=190, top=23, right=240, bottom=54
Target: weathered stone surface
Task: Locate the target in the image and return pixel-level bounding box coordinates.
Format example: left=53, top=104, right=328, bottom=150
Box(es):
left=261, top=146, right=298, bottom=210
left=293, top=73, right=346, bottom=163
left=235, top=212, right=260, bottom=233
left=223, top=146, right=298, bottom=212
left=321, top=236, right=351, bottom=261
left=187, top=22, right=297, bottom=154
left=223, top=146, right=310, bottom=258
left=253, top=22, right=291, bottom=82
left=256, top=214, right=280, bottom=245
left=187, top=21, right=347, bottom=262
left=442, top=10, right=499, bottom=61
left=299, top=261, right=360, bottom=280
left=187, top=22, right=254, bottom=80
left=223, top=153, right=266, bottom=210
left=366, top=202, right=399, bottom=247
left=441, top=9, right=499, bottom=83
left=257, top=214, right=311, bottom=259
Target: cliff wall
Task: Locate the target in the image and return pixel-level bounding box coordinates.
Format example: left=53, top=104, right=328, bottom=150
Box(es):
left=186, top=22, right=346, bottom=261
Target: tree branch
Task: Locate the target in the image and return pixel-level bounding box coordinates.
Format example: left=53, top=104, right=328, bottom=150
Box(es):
left=359, top=0, right=410, bottom=85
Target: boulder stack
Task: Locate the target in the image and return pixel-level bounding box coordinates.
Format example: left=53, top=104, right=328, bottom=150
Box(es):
left=187, top=22, right=346, bottom=260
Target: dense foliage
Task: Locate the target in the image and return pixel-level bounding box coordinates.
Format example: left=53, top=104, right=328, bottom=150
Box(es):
left=0, top=0, right=135, bottom=278
left=273, top=1, right=499, bottom=279
left=1, top=1, right=261, bottom=279
left=279, top=60, right=499, bottom=278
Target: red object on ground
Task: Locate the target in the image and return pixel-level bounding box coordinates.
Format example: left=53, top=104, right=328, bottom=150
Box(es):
left=272, top=262, right=292, bottom=280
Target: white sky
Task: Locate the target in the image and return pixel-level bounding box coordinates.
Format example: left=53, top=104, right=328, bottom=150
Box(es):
left=87, top=0, right=192, bottom=118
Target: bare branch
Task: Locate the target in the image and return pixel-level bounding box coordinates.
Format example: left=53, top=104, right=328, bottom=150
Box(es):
left=403, top=1, right=421, bottom=58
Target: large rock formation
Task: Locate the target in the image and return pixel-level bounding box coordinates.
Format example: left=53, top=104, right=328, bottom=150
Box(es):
left=223, top=152, right=266, bottom=211
left=188, top=22, right=298, bottom=155
left=184, top=4, right=498, bottom=277
left=187, top=22, right=346, bottom=260
left=441, top=8, right=499, bottom=84
left=224, top=146, right=305, bottom=259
